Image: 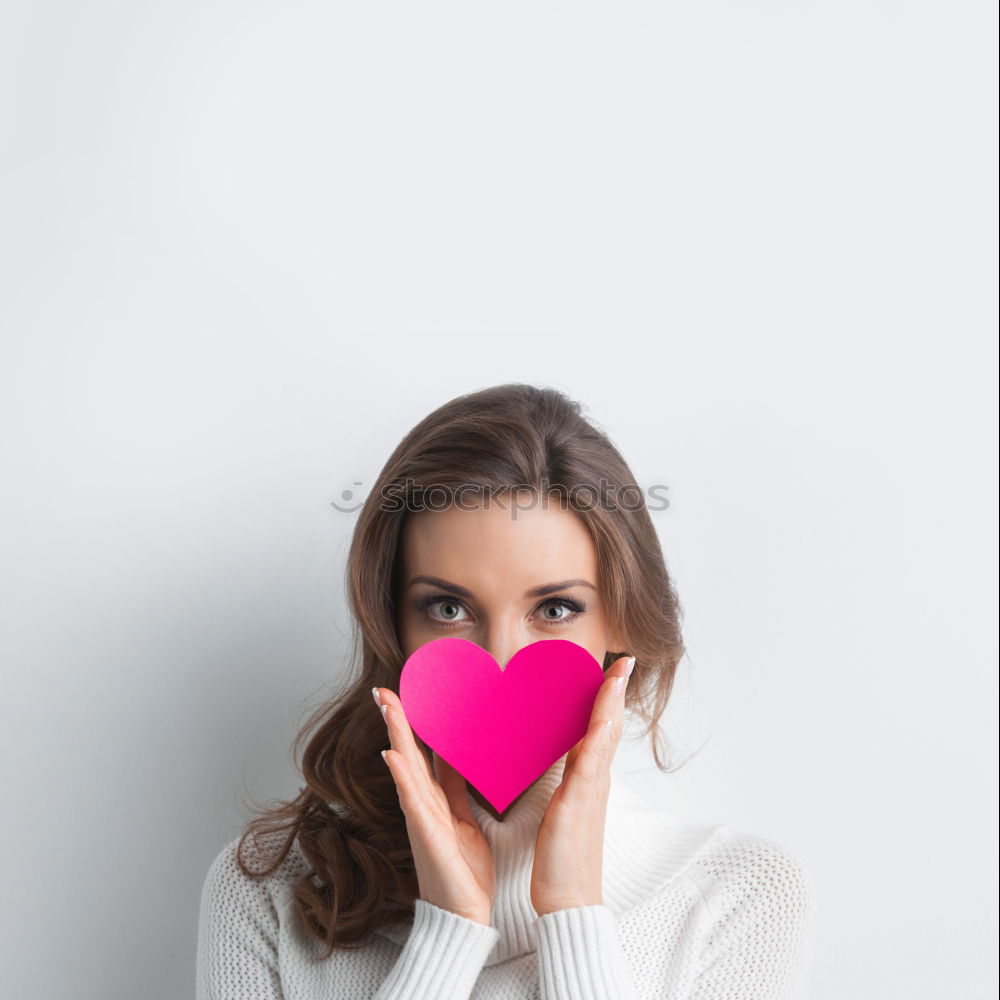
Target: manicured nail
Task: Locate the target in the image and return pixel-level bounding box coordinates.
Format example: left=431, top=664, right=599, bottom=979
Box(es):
left=372, top=687, right=382, bottom=708
left=614, top=675, right=624, bottom=695
left=380, top=703, right=389, bottom=720
left=626, top=656, right=636, bottom=677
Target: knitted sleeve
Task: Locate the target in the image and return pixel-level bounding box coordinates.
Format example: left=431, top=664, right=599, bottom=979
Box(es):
left=196, top=839, right=284, bottom=1000
left=686, top=833, right=817, bottom=1000
left=534, top=903, right=640, bottom=1000
left=372, top=898, right=500, bottom=999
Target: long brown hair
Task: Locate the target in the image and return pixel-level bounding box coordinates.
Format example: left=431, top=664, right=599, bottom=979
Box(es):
left=232, top=382, right=686, bottom=959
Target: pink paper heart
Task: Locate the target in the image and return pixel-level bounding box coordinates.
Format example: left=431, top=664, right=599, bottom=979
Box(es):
left=398, top=637, right=605, bottom=813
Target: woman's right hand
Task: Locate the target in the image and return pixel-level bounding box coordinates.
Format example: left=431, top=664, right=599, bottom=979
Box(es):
left=373, top=686, right=496, bottom=927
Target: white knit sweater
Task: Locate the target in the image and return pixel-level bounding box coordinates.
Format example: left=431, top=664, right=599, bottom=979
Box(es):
left=196, top=755, right=817, bottom=999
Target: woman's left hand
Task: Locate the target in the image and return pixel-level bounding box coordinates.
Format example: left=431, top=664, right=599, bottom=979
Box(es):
left=530, top=653, right=635, bottom=917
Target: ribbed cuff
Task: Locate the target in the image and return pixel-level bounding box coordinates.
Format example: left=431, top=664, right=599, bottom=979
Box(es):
left=373, top=898, right=500, bottom=1000
left=535, top=904, right=640, bottom=1000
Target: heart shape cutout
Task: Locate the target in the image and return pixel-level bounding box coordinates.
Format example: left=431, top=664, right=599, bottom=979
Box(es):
left=399, top=637, right=605, bottom=813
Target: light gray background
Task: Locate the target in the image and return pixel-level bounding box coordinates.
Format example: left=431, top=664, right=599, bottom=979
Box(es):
left=1, top=2, right=996, bottom=998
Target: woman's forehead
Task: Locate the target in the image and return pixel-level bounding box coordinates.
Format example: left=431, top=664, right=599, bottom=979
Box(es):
left=400, top=502, right=598, bottom=580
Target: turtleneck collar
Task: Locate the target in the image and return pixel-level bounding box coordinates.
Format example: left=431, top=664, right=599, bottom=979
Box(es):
left=371, top=754, right=726, bottom=967
left=463, top=753, right=570, bottom=965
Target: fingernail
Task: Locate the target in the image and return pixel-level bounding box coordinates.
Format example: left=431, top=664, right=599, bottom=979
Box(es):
left=380, top=703, right=389, bottom=720
left=614, top=675, right=624, bottom=695
left=372, top=687, right=382, bottom=708
left=626, top=656, right=636, bottom=677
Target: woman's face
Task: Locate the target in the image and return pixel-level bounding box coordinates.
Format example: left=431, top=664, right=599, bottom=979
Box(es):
left=395, top=492, right=623, bottom=818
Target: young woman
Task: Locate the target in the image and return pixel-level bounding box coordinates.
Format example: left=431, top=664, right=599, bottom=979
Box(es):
left=196, top=383, right=816, bottom=999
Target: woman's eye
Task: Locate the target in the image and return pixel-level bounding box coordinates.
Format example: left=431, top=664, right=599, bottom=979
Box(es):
left=537, top=600, right=576, bottom=623
left=425, top=599, right=470, bottom=624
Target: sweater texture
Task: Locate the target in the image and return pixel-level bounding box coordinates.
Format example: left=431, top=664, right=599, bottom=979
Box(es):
left=196, top=755, right=817, bottom=998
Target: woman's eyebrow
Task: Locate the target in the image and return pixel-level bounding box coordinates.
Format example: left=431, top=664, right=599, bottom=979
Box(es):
left=408, top=575, right=596, bottom=599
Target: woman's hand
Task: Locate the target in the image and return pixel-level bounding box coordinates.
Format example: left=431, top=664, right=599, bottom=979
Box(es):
left=529, top=654, right=635, bottom=917
left=374, top=686, right=496, bottom=927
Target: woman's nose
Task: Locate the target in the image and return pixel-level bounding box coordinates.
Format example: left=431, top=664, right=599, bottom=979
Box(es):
left=481, top=624, right=525, bottom=671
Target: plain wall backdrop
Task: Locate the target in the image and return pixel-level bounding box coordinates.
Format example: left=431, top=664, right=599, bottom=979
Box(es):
left=1, top=1, right=996, bottom=997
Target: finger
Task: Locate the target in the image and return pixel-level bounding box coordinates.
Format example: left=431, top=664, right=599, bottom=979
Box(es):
left=564, top=655, right=632, bottom=781
left=564, top=714, right=615, bottom=784
left=376, top=687, right=436, bottom=798
left=378, top=697, right=446, bottom=837
left=610, top=654, right=631, bottom=740
left=382, top=742, right=424, bottom=819
left=564, top=654, right=629, bottom=774
left=433, top=752, right=477, bottom=824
